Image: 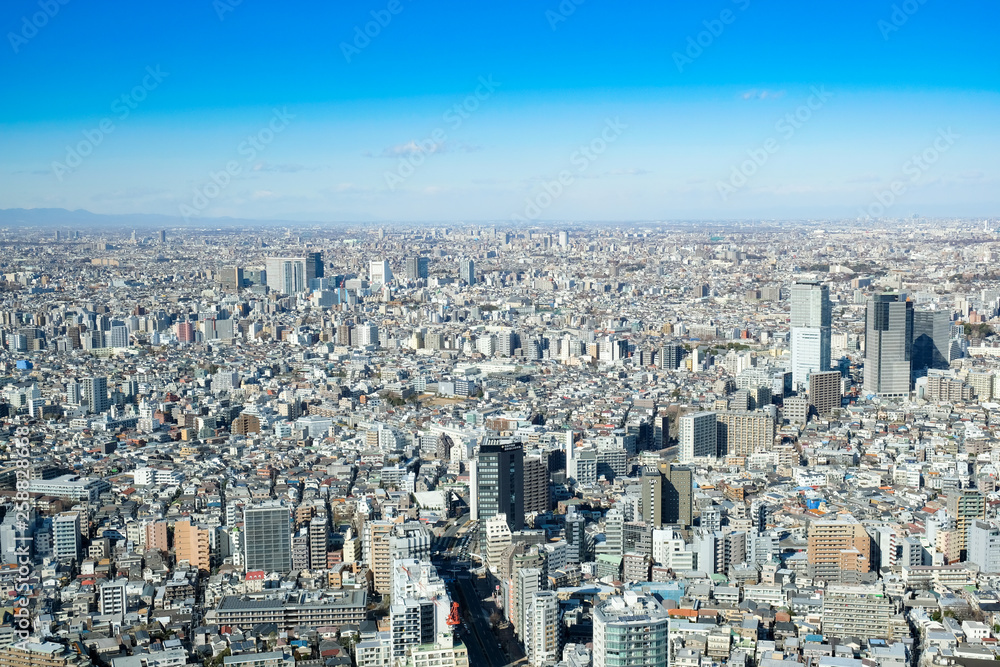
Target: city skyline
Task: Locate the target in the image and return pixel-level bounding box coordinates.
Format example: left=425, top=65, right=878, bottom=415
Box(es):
left=2, top=1, right=998, bottom=222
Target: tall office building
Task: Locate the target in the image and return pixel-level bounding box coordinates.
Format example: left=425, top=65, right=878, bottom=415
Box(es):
left=808, top=370, right=843, bottom=416
left=806, top=513, right=871, bottom=583
left=476, top=438, right=524, bottom=540
left=678, top=411, right=718, bottom=462
left=790, top=281, right=832, bottom=387
left=265, top=255, right=319, bottom=295
left=659, top=343, right=684, bottom=370
left=459, top=258, right=476, bottom=285
left=221, top=266, right=245, bottom=290
left=243, top=503, right=291, bottom=573
left=405, top=256, right=429, bottom=281
left=593, top=592, right=670, bottom=667
left=370, top=259, right=392, bottom=286
left=158, top=229, right=166, bottom=243
left=307, top=251, right=324, bottom=279
left=641, top=462, right=692, bottom=528
left=864, top=293, right=914, bottom=396
left=912, top=308, right=950, bottom=371
left=558, top=230, right=569, bottom=247
left=81, top=376, right=109, bottom=414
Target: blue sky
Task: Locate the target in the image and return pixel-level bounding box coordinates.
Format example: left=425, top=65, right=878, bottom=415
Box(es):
left=1, top=0, right=998, bottom=222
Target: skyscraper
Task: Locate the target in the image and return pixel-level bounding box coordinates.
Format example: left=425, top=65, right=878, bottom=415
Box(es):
left=523, top=456, right=550, bottom=514
left=265, top=255, right=319, bottom=295
left=459, top=258, right=476, bottom=285
left=863, top=293, right=914, bottom=397
left=370, top=259, right=392, bottom=285
left=659, top=343, right=684, bottom=370
left=678, top=411, right=717, bottom=462
left=476, top=438, right=524, bottom=539
left=243, top=503, right=291, bottom=573
left=641, top=462, right=692, bottom=528
left=404, top=256, right=429, bottom=281
left=790, top=281, right=831, bottom=388
left=912, top=308, right=950, bottom=371
left=81, top=376, right=109, bottom=414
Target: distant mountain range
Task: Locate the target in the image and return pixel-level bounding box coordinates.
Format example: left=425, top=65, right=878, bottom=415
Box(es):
left=0, top=207, right=345, bottom=228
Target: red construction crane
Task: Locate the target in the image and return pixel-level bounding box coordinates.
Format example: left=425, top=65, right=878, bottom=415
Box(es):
left=446, top=601, right=461, bottom=626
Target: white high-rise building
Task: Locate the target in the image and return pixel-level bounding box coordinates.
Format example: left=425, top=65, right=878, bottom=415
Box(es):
left=678, top=411, right=717, bottom=462
left=370, top=259, right=392, bottom=286
left=525, top=591, right=561, bottom=666
left=593, top=592, right=670, bottom=667
left=82, top=376, right=109, bottom=414
left=265, top=256, right=313, bottom=295
left=790, top=281, right=831, bottom=388
left=390, top=559, right=450, bottom=660
left=53, top=512, right=81, bottom=561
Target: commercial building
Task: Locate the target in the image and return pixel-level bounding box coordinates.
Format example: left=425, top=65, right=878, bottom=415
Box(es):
left=244, top=503, right=291, bottom=573
left=641, top=462, right=692, bottom=528
left=405, top=256, right=430, bottom=281
left=265, top=253, right=321, bottom=295
left=475, top=438, right=524, bottom=537
left=863, top=293, right=913, bottom=397
left=790, top=281, right=831, bottom=387
left=912, top=308, right=950, bottom=371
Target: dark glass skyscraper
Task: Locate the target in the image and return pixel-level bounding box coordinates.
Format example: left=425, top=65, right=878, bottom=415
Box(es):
left=912, top=309, right=950, bottom=372
left=476, top=437, right=524, bottom=534
left=244, top=502, right=291, bottom=573
left=863, top=293, right=914, bottom=397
